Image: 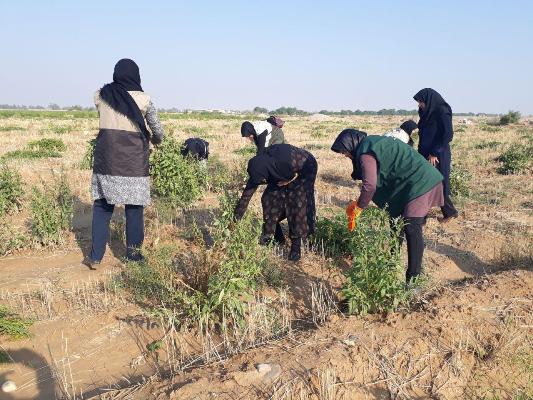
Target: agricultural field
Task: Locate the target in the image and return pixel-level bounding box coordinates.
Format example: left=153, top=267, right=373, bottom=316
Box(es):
left=0, top=110, right=532, bottom=400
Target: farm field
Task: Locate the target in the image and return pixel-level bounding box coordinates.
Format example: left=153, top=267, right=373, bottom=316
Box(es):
left=0, top=110, right=531, bottom=400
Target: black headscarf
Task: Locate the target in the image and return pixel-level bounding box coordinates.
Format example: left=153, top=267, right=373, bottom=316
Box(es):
left=331, top=129, right=368, bottom=181
left=413, top=88, right=452, bottom=128
left=241, top=121, right=255, bottom=137
left=181, top=138, right=209, bottom=160
left=247, top=144, right=294, bottom=186
left=99, top=59, right=151, bottom=141
left=400, top=120, right=418, bottom=135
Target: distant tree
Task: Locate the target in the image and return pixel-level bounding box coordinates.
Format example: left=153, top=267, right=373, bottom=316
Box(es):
left=253, top=106, right=268, bottom=114
left=499, top=110, right=521, bottom=125
left=48, top=103, right=61, bottom=110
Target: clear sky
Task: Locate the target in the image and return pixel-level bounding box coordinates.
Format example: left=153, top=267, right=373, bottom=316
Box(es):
left=1, top=0, right=532, bottom=114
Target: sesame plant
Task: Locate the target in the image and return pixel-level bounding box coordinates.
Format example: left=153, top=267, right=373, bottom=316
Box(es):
left=0, top=164, right=24, bottom=217
left=79, top=138, right=96, bottom=169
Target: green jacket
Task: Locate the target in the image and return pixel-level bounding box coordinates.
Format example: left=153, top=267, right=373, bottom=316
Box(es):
left=269, top=127, right=285, bottom=146
left=355, top=136, right=443, bottom=217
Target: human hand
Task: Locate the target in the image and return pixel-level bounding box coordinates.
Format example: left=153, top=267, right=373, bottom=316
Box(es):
left=428, top=155, right=439, bottom=166
left=277, top=173, right=298, bottom=187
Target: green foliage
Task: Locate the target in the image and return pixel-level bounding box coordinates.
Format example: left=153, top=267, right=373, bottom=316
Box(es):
left=0, top=110, right=97, bottom=119
left=233, top=145, right=256, bottom=156
left=182, top=126, right=207, bottom=135
left=303, top=143, right=327, bottom=151
left=0, top=125, right=25, bottom=132
left=479, top=124, right=501, bottom=133
left=499, top=110, right=521, bottom=125
left=79, top=138, right=96, bottom=169
left=0, top=306, right=33, bottom=339
left=29, top=174, right=73, bottom=245
left=450, top=165, right=471, bottom=198
left=497, top=144, right=532, bottom=174
left=2, top=138, right=66, bottom=160
left=0, top=165, right=24, bottom=216
left=269, top=106, right=309, bottom=116
left=150, top=136, right=208, bottom=208
left=0, top=223, right=27, bottom=257
left=207, top=157, right=246, bottom=193
left=313, top=208, right=410, bottom=315
left=474, top=140, right=501, bottom=150
left=253, top=106, right=268, bottom=114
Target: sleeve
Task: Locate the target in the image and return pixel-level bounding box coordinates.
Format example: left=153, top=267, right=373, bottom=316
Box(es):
left=234, top=179, right=258, bottom=220
left=145, top=101, right=164, bottom=145
left=356, top=154, right=378, bottom=209
left=431, top=106, right=453, bottom=155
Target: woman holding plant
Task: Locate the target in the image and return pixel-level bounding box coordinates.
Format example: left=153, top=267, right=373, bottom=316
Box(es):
left=234, top=144, right=317, bottom=262
left=331, top=129, right=444, bottom=283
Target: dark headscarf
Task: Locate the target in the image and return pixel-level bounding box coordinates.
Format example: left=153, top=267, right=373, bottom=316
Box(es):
left=99, top=59, right=150, bottom=140
left=266, top=115, right=284, bottom=128
left=247, top=144, right=294, bottom=186
left=241, top=121, right=255, bottom=137
left=400, top=120, right=418, bottom=135
left=331, top=129, right=368, bottom=181
left=181, top=138, right=209, bottom=160
left=413, top=88, right=452, bottom=128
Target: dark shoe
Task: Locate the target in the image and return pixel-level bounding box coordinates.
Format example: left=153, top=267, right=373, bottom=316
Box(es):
left=288, top=239, right=301, bottom=262
left=437, top=214, right=458, bottom=224
left=83, top=257, right=101, bottom=270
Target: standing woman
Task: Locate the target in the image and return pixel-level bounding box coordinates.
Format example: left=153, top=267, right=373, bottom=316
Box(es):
left=413, top=88, right=458, bottom=222
left=240, top=115, right=285, bottom=153
left=85, top=59, right=164, bottom=268
left=331, top=130, right=444, bottom=282
left=234, top=144, right=317, bottom=262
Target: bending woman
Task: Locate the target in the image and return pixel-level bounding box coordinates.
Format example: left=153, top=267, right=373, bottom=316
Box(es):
left=240, top=115, right=285, bottom=153
left=86, top=59, right=164, bottom=268
left=331, top=129, right=443, bottom=282
left=413, top=88, right=458, bottom=222
left=234, top=144, right=317, bottom=262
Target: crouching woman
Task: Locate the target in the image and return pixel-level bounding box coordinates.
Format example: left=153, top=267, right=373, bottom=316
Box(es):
left=331, top=129, right=444, bottom=282
left=234, top=144, right=317, bottom=262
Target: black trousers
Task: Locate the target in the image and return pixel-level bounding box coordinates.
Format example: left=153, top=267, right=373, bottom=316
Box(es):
left=89, top=199, right=144, bottom=262
left=400, top=217, right=426, bottom=282
left=441, top=195, right=458, bottom=219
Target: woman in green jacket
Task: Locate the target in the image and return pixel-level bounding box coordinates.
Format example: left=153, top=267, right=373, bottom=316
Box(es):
left=331, top=129, right=444, bottom=282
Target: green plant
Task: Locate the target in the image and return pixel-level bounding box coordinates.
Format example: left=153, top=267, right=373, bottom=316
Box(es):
left=313, top=208, right=410, bottom=315
left=479, top=124, right=501, bottom=133
left=0, top=125, right=25, bottom=132
left=29, top=173, right=73, bottom=245
left=150, top=136, right=208, bottom=208
left=79, top=138, right=96, bottom=169
left=450, top=165, right=471, bottom=198
left=1, top=138, right=66, bottom=160
left=474, top=140, right=501, bottom=150
left=499, top=110, right=521, bottom=125
left=0, top=222, right=27, bottom=256
left=497, top=144, right=532, bottom=174
left=0, top=306, right=33, bottom=339
left=0, top=165, right=24, bottom=216
left=233, top=146, right=256, bottom=156
left=0, top=350, right=11, bottom=363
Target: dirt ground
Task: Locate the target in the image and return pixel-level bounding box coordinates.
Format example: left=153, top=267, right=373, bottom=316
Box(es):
left=0, top=113, right=531, bottom=399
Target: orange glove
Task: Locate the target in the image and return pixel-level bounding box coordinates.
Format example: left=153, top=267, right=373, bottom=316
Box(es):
left=346, top=200, right=363, bottom=231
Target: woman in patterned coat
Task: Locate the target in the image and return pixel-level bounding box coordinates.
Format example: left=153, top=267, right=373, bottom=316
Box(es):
left=234, top=144, right=317, bottom=262
left=85, top=59, right=164, bottom=268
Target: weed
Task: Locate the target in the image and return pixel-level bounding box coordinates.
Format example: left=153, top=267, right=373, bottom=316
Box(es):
left=0, top=164, right=24, bottom=216
left=450, top=165, right=471, bottom=198
left=183, top=126, right=207, bottom=135
left=497, top=144, right=532, bottom=174
left=29, top=173, right=73, bottom=245
left=474, top=140, right=501, bottom=150
left=499, top=110, right=521, bottom=125
left=313, top=208, right=410, bottom=315
left=0, top=125, right=25, bottom=132
left=0, top=350, right=12, bottom=363
left=2, top=138, right=66, bottom=160
left=79, top=138, right=96, bottom=169
left=303, top=143, right=327, bottom=151
left=0, top=306, right=33, bottom=339
left=0, top=222, right=27, bottom=256
left=150, top=136, right=208, bottom=208
left=233, top=146, right=256, bottom=156
left=479, top=124, right=501, bottom=133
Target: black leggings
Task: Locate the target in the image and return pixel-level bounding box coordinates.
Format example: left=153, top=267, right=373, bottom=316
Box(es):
left=400, top=217, right=426, bottom=282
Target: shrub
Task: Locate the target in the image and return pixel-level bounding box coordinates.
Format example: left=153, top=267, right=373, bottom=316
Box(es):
left=29, top=174, right=73, bottom=245
left=150, top=136, right=208, bottom=208
left=0, top=223, right=27, bottom=257
left=2, top=138, right=66, bottom=160
left=499, top=111, right=521, bottom=125
left=233, top=146, right=256, bottom=156
left=0, top=165, right=24, bottom=216
left=497, top=144, right=532, bottom=174
left=474, top=140, right=500, bottom=150
left=79, top=138, right=96, bottom=169
left=0, top=306, right=33, bottom=339
left=313, top=208, right=410, bottom=315
left=450, top=165, right=471, bottom=198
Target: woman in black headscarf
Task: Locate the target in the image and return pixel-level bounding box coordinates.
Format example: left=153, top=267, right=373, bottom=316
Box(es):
left=181, top=137, right=209, bottom=161
left=240, top=115, right=285, bottom=154
left=413, top=88, right=458, bottom=222
left=85, top=59, right=164, bottom=269
left=234, top=144, right=317, bottom=262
